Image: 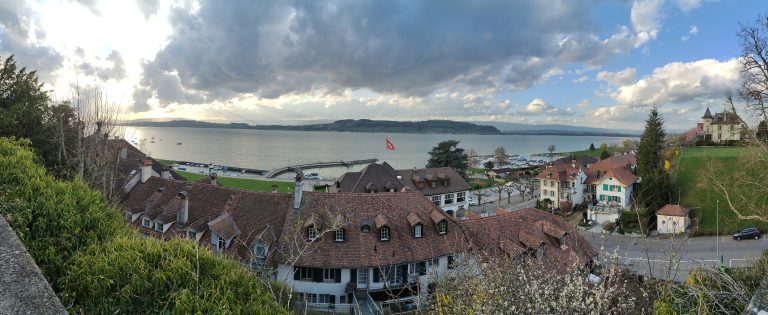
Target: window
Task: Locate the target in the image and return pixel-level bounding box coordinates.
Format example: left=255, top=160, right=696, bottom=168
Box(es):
left=142, top=218, right=151, bottom=227
left=431, top=181, right=437, bottom=188
left=298, top=267, right=312, bottom=280
left=414, top=224, right=423, bottom=238
left=430, top=195, right=441, bottom=205
left=155, top=222, right=163, bottom=232
left=444, top=193, right=454, bottom=205
left=217, top=236, right=227, bottom=250
left=456, top=191, right=466, bottom=203
left=334, top=228, right=345, bottom=242
left=550, top=190, right=554, bottom=197
left=542, top=189, right=548, bottom=195
left=437, top=221, right=447, bottom=235
left=323, top=268, right=337, bottom=282
left=306, top=293, right=317, bottom=303
left=318, top=294, right=334, bottom=304
left=448, top=256, right=455, bottom=269
left=253, top=241, right=267, bottom=258
left=380, top=227, right=390, bottom=241
left=307, top=226, right=318, bottom=241
left=187, top=230, right=196, bottom=240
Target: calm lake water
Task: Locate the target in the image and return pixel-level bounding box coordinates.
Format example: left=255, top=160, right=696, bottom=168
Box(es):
left=124, top=127, right=633, bottom=179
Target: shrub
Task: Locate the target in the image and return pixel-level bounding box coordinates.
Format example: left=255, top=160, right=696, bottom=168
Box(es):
left=0, top=137, right=286, bottom=314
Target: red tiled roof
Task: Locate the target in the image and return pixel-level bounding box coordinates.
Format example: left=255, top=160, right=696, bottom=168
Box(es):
left=459, top=208, right=597, bottom=271
left=278, top=192, right=470, bottom=268
left=584, top=153, right=638, bottom=186
left=406, top=211, right=422, bottom=227
left=658, top=204, right=690, bottom=217
left=208, top=212, right=240, bottom=241
left=396, top=167, right=471, bottom=195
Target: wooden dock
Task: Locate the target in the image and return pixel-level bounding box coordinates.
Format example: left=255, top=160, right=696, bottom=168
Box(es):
left=265, top=159, right=378, bottom=178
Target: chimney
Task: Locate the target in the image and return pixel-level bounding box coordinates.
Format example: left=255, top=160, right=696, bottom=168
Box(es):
left=571, top=158, right=576, bottom=168
left=141, top=159, right=153, bottom=183
left=161, top=166, right=171, bottom=180
left=178, top=191, right=188, bottom=224
left=119, top=143, right=128, bottom=160
left=210, top=172, right=218, bottom=186
left=293, top=173, right=303, bottom=210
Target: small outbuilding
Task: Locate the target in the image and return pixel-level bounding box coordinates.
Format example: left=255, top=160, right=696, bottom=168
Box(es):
left=657, top=204, right=690, bottom=234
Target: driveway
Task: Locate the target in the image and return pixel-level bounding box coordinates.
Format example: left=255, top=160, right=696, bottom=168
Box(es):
left=579, top=230, right=768, bottom=281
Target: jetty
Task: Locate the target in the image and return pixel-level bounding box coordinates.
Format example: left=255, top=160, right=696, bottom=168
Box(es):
left=265, top=159, right=378, bottom=178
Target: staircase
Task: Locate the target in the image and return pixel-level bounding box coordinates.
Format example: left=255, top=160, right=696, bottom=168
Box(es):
left=354, top=291, right=380, bottom=315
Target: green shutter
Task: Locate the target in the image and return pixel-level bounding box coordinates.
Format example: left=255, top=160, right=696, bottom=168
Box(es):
left=618, top=186, right=622, bottom=192
left=618, top=197, right=621, bottom=203
left=603, top=184, right=608, bottom=191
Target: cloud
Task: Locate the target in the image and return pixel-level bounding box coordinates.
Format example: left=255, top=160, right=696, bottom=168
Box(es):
left=133, top=0, right=650, bottom=109
left=0, top=1, right=63, bottom=83
left=609, top=58, right=739, bottom=106
left=520, top=98, right=562, bottom=115
left=671, top=0, right=701, bottom=12
left=573, top=76, right=589, bottom=83
left=596, top=67, right=637, bottom=85
left=576, top=99, right=591, bottom=109
left=681, top=25, right=699, bottom=41
left=96, top=50, right=126, bottom=81
left=630, top=0, right=662, bottom=45
left=134, top=0, right=159, bottom=19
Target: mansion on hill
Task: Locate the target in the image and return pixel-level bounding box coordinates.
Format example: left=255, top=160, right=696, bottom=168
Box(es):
left=114, top=142, right=596, bottom=314
left=698, top=107, right=744, bottom=143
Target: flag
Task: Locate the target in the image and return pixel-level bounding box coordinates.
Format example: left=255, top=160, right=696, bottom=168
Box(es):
left=385, top=138, right=396, bottom=151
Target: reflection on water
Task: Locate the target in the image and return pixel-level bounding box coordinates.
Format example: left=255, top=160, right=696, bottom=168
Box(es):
left=124, top=127, right=634, bottom=178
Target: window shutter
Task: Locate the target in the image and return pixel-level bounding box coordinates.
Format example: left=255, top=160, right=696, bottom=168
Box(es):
left=373, top=268, right=381, bottom=282
left=334, top=269, right=341, bottom=283
left=330, top=295, right=336, bottom=304
left=399, top=265, right=408, bottom=282
left=351, top=269, right=357, bottom=283
left=602, top=184, right=608, bottom=191
left=618, top=186, right=621, bottom=192
left=312, top=268, right=322, bottom=282
left=294, top=267, right=300, bottom=281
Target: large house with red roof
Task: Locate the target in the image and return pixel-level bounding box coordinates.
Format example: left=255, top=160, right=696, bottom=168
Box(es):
left=120, top=157, right=596, bottom=314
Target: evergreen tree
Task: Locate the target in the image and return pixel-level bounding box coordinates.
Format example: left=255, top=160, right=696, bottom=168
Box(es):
left=635, top=107, right=671, bottom=212
left=589, top=143, right=596, bottom=151
left=427, top=140, right=469, bottom=179
left=600, top=150, right=610, bottom=160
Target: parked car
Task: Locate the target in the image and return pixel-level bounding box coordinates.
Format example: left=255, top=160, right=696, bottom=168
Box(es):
left=467, top=197, right=477, bottom=206
left=733, top=227, right=761, bottom=240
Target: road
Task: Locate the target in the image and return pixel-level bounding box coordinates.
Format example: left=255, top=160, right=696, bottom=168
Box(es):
left=579, top=230, right=768, bottom=281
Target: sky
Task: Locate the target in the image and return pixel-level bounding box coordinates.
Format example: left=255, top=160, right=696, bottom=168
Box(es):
left=1, top=0, right=766, bottom=131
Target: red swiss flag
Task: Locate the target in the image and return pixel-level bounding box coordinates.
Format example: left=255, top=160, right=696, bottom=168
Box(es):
left=385, top=138, right=396, bottom=151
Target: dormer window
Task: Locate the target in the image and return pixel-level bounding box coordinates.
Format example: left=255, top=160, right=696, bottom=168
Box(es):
left=437, top=221, right=447, bottom=235
left=380, top=227, right=390, bottom=241
left=334, top=228, right=346, bottom=242
left=187, top=230, right=196, bottom=240
left=142, top=218, right=151, bottom=228
left=307, top=226, right=318, bottom=241
left=154, top=222, right=163, bottom=232
left=431, top=181, right=437, bottom=188
left=414, top=224, right=423, bottom=238
left=217, top=236, right=227, bottom=250
left=253, top=241, right=267, bottom=259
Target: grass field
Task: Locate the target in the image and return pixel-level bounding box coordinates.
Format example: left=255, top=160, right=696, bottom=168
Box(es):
left=671, top=146, right=767, bottom=235
left=175, top=170, right=295, bottom=193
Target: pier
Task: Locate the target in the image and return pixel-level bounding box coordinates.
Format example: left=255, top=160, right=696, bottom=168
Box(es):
left=265, top=159, right=378, bottom=178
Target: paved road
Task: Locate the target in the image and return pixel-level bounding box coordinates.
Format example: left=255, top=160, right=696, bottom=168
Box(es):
left=579, top=230, right=768, bottom=281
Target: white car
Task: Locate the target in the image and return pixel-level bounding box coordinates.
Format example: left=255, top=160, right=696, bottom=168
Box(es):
left=467, top=197, right=477, bottom=206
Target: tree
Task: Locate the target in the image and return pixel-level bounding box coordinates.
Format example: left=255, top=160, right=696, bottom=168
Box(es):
left=622, top=139, right=632, bottom=150
left=491, top=183, right=506, bottom=206
left=757, top=120, right=768, bottom=143
left=467, top=148, right=480, bottom=168
left=635, top=107, right=671, bottom=213
left=738, top=15, right=768, bottom=123
left=427, top=140, right=469, bottom=179
left=483, top=160, right=495, bottom=171
left=547, top=144, right=556, bottom=155
left=589, top=143, right=596, bottom=151
left=493, top=147, right=508, bottom=167
left=600, top=143, right=608, bottom=151
left=600, top=150, right=610, bottom=160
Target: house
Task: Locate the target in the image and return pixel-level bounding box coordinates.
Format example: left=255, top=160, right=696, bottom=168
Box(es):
left=334, top=163, right=472, bottom=215
left=585, top=153, right=639, bottom=224
left=460, top=208, right=597, bottom=272
left=120, top=158, right=598, bottom=314
left=700, top=107, right=743, bottom=143
left=657, top=204, right=690, bottom=234
left=537, top=156, right=597, bottom=209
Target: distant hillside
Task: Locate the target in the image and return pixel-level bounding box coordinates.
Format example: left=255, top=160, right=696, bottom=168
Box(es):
left=472, top=121, right=640, bottom=136
left=126, top=119, right=502, bottom=135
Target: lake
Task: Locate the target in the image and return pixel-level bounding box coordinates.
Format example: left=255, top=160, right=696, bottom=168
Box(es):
left=124, top=127, right=634, bottom=179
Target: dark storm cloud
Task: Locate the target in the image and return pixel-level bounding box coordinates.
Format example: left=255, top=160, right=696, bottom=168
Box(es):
left=136, top=0, right=639, bottom=107
left=0, top=0, right=63, bottom=83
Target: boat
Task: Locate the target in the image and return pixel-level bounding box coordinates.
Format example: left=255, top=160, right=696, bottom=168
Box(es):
left=176, top=142, right=183, bottom=145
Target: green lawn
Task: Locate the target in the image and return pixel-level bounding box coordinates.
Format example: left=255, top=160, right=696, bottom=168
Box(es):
left=671, top=146, right=767, bottom=235
left=175, top=170, right=295, bottom=193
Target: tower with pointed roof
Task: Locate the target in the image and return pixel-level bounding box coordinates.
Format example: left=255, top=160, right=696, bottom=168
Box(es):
left=699, top=107, right=742, bottom=143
